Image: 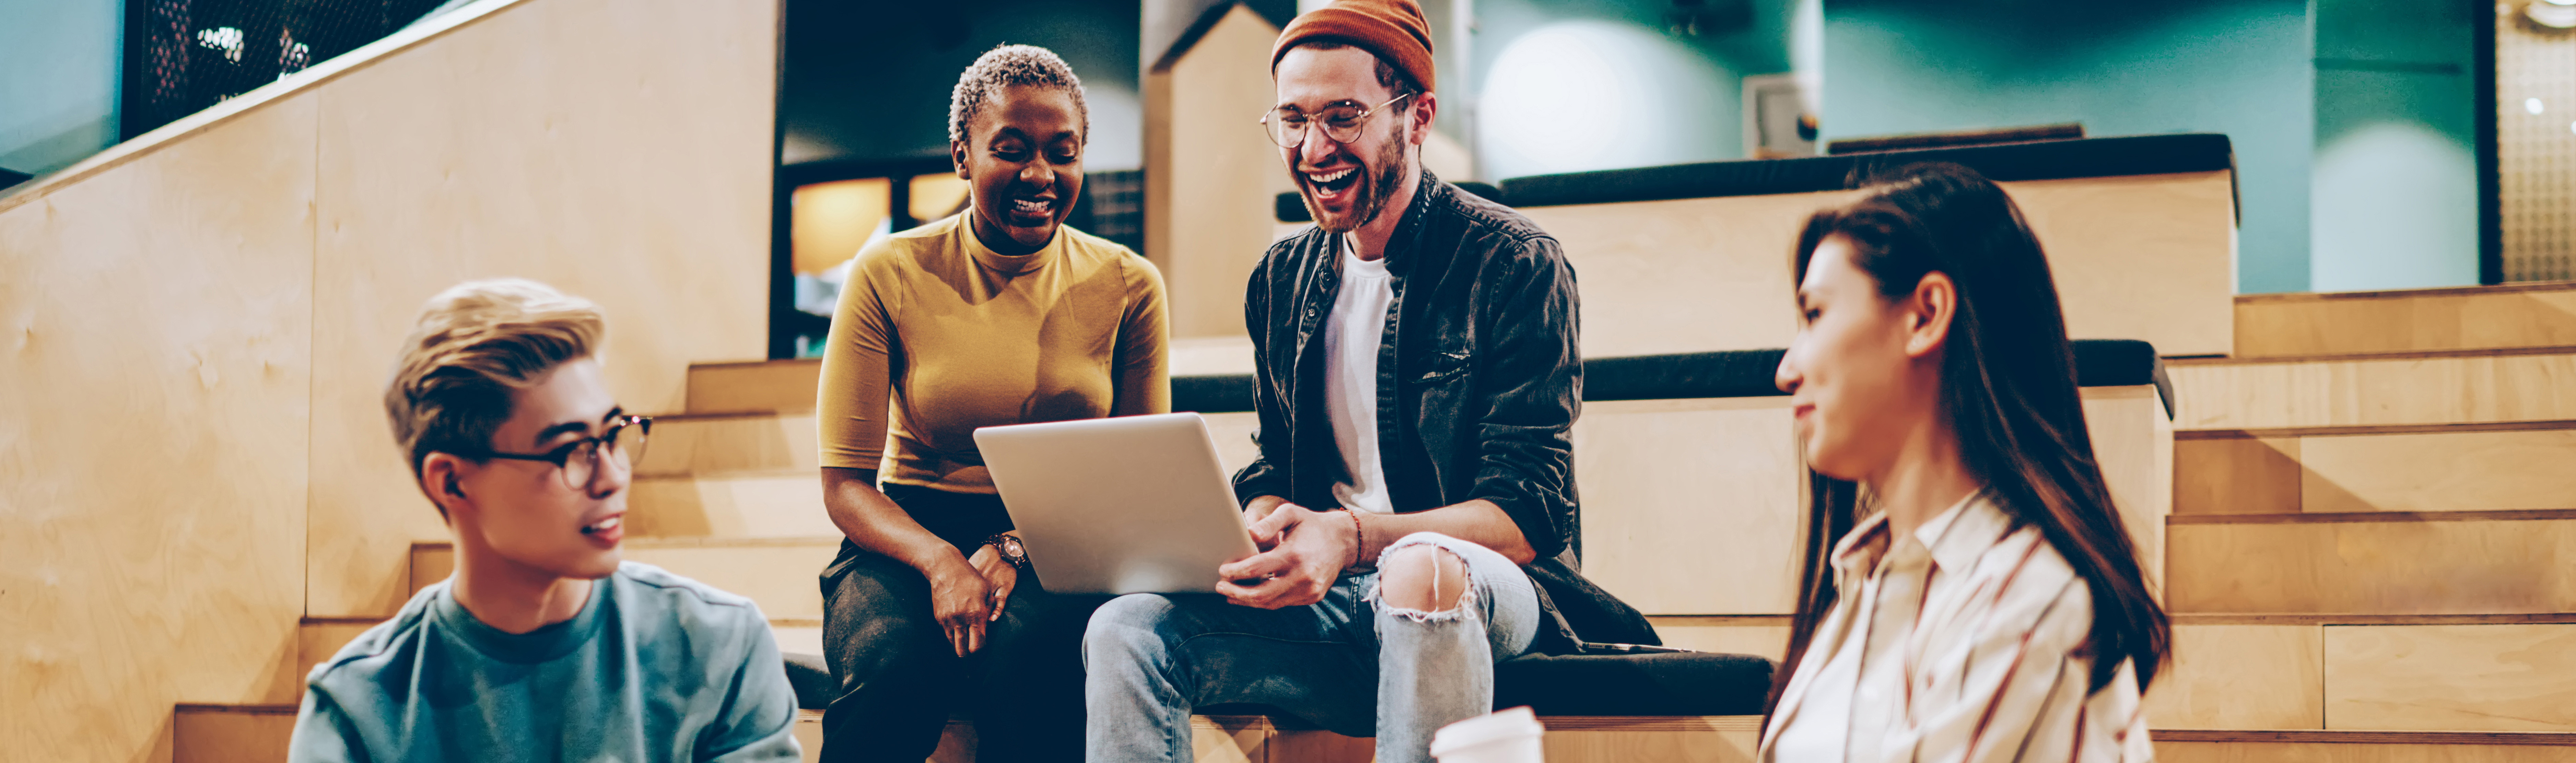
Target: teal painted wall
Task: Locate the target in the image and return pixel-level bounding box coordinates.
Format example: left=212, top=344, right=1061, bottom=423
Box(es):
left=1822, top=0, right=2316, bottom=294
left=1467, top=0, right=1799, bottom=180
left=0, top=0, right=123, bottom=180
left=2308, top=0, right=2480, bottom=291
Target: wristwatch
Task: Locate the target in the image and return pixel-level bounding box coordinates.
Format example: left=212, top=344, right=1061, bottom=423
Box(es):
left=985, top=533, right=1030, bottom=570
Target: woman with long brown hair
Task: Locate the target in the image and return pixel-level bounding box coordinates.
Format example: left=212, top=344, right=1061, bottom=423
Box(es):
left=1757, top=163, right=2169, bottom=762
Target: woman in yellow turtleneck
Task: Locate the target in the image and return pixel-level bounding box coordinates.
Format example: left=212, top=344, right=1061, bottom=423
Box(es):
left=810, top=45, right=1167, bottom=763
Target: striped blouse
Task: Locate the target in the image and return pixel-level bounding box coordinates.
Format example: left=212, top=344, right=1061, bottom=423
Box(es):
left=1759, top=492, right=2155, bottom=762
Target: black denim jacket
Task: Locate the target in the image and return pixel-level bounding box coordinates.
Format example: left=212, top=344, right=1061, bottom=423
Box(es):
left=1231, top=172, right=1658, bottom=652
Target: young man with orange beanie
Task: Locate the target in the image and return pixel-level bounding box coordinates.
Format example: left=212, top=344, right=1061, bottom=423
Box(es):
left=1081, top=2, right=1655, bottom=761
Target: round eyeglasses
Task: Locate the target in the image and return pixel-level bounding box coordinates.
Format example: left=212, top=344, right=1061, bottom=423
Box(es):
left=459, top=414, right=651, bottom=491
left=1259, top=92, right=1415, bottom=149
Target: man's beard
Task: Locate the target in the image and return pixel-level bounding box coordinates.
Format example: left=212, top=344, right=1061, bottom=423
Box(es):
left=1307, top=128, right=1410, bottom=234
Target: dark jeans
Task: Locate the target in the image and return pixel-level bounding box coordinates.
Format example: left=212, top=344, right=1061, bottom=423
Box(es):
left=817, top=483, right=1108, bottom=763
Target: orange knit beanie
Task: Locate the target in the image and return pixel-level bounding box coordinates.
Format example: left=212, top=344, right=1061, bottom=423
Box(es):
left=1270, top=0, right=1436, bottom=94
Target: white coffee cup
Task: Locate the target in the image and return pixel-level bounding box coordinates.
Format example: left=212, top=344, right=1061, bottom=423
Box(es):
left=1430, top=706, right=1547, bottom=763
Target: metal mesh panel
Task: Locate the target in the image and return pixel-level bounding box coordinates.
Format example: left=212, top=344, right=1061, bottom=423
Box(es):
left=122, top=0, right=454, bottom=139
left=1074, top=169, right=1147, bottom=257
left=2498, top=8, right=2576, bottom=283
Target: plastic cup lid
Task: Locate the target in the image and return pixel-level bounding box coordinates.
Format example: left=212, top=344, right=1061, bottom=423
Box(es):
left=1429, top=706, right=1546, bottom=756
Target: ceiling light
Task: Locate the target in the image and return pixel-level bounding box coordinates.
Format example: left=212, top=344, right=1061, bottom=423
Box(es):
left=2531, top=2, right=2576, bottom=27
left=2531, top=98, right=2548, bottom=114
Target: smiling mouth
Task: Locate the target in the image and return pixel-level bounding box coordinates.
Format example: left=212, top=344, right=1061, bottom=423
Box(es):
left=580, top=516, right=622, bottom=535
left=1304, top=166, right=1360, bottom=200
left=1009, top=197, right=1056, bottom=221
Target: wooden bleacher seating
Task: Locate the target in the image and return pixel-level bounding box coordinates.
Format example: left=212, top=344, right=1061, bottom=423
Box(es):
left=14, top=0, right=2575, bottom=756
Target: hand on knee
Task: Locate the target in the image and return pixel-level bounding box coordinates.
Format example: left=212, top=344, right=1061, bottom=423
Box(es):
left=1378, top=544, right=1470, bottom=614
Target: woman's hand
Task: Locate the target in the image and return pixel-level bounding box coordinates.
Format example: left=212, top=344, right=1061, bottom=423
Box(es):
left=968, top=540, right=1020, bottom=622
left=923, top=555, right=994, bottom=657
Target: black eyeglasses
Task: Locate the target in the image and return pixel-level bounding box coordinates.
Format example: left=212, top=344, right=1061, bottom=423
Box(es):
left=455, top=415, right=651, bottom=491
left=1260, top=92, right=1415, bottom=149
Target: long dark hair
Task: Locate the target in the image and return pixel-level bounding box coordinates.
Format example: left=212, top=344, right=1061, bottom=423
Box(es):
left=1772, top=163, right=2170, bottom=701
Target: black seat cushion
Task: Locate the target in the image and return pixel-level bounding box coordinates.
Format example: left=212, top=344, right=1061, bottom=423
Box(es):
left=784, top=652, right=835, bottom=711
left=1202, top=650, right=1777, bottom=724
left=1492, top=651, right=1775, bottom=716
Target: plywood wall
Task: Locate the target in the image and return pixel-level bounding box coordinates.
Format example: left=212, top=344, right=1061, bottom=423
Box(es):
left=0, top=91, right=319, bottom=762
left=1146, top=5, right=1301, bottom=340
left=0, top=0, right=777, bottom=757
left=301, top=0, right=776, bottom=619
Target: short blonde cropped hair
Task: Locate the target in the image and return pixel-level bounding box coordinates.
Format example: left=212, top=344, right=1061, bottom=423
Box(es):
left=384, top=279, right=607, bottom=496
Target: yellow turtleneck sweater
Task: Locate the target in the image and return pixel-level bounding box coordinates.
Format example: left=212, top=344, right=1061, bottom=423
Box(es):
left=817, top=213, right=1169, bottom=493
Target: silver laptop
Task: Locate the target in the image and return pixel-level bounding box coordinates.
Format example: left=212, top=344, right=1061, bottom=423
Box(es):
left=973, top=412, right=1260, bottom=594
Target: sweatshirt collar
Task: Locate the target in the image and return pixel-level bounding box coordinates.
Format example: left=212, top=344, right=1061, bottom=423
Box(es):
left=432, top=573, right=613, bottom=664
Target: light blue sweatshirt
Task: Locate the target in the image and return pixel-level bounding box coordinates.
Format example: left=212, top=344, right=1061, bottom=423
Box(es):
left=288, top=562, right=801, bottom=762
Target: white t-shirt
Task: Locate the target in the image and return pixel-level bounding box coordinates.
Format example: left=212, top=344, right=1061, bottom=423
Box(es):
left=1324, top=234, right=1397, bottom=514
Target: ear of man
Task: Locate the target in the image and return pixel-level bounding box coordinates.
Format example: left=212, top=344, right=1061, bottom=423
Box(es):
left=1903, top=271, right=1958, bottom=358
left=419, top=452, right=472, bottom=525
left=1404, top=91, right=1439, bottom=147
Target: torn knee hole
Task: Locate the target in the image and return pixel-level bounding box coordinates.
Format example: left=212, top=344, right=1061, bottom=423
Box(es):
left=1379, top=544, right=1471, bottom=614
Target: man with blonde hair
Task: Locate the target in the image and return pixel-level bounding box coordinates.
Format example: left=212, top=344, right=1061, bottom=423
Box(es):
left=288, top=279, right=800, bottom=762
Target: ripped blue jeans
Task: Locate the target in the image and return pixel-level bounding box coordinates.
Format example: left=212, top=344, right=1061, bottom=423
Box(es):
left=1082, top=532, right=1542, bottom=763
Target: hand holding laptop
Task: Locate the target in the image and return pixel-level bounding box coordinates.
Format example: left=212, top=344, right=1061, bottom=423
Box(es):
left=974, top=413, right=1262, bottom=596
left=1214, top=502, right=1358, bottom=610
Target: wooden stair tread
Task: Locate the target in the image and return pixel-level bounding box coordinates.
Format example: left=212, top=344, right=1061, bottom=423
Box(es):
left=2170, top=509, right=2576, bottom=525
left=2152, top=729, right=2576, bottom=745
left=2150, top=621, right=2576, bottom=733
left=2175, top=613, right=2576, bottom=625
left=2172, top=344, right=2576, bottom=365
left=2234, top=280, right=2576, bottom=303
left=635, top=412, right=818, bottom=477
left=628, top=472, right=834, bottom=539
left=2232, top=282, right=2576, bottom=360
left=2175, top=424, right=2576, bottom=516
left=2178, top=418, right=2576, bottom=439
left=176, top=703, right=298, bottom=713
left=2167, top=517, right=2576, bottom=615
left=2164, top=348, right=2576, bottom=431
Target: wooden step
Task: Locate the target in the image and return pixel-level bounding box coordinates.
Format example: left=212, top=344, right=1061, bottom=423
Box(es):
left=174, top=704, right=295, bottom=763
left=629, top=472, right=836, bottom=538
left=2176, top=421, right=2576, bottom=515
left=2166, top=513, right=2576, bottom=615
left=2164, top=349, right=2576, bottom=430
left=687, top=359, right=820, bottom=415
left=2147, top=616, right=2576, bottom=733
left=299, top=617, right=385, bottom=683
left=2234, top=281, right=2576, bottom=360
left=1647, top=615, right=1789, bottom=661
left=637, top=412, right=818, bottom=478
left=2147, top=622, right=2328, bottom=731
left=2327, top=622, right=2576, bottom=733
left=2151, top=730, right=2576, bottom=762
left=412, top=537, right=838, bottom=620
